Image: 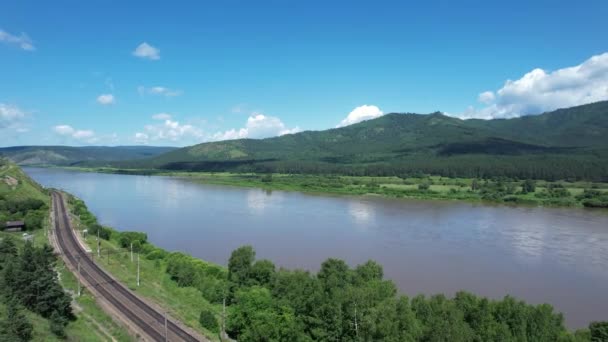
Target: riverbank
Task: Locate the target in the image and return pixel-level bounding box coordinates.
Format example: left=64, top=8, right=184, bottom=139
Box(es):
left=55, top=166, right=608, bottom=209
left=55, top=192, right=604, bottom=340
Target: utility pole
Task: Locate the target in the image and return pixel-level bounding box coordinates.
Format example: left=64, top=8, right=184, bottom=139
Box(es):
left=222, top=296, right=227, bottom=340
left=130, top=242, right=133, bottom=262
left=354, top=302, right=359, bottom=340
left=164, top=312, right=168, bottom=342
left=137, top=253, right=140, bottom=287
left=97, top=229, right=100, bottom=258
left=77, top=256, right=81, bottom=297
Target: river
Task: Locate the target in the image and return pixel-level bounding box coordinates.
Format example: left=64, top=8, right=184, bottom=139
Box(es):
left=25, top=167, right=608, bottom=328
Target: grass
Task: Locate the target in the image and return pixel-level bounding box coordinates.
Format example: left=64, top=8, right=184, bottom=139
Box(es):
left=49, top=166, right=608, bottom=209
left=0, top=228, right=133, bottom=342
left=67, top=204, right=221, bottom=341
left=0, top=161, right=49, bottom=203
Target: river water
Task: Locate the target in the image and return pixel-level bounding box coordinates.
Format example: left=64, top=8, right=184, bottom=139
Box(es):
left=25, top=167, right=608, bottom=328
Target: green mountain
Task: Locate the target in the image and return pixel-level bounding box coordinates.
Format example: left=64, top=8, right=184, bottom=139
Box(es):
left=118, top=101, right=608, bottom=181
left=0, top=145, right=177, bottom=166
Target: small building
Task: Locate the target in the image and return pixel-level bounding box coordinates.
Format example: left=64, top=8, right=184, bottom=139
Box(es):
left=5, top=221, right=25, bottom=232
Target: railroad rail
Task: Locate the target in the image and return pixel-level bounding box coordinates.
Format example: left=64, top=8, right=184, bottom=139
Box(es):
left=51, top=191, right=203, bottom=341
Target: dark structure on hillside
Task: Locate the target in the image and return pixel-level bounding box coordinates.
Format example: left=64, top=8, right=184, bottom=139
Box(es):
left=4, top=221, right=25, bottom=232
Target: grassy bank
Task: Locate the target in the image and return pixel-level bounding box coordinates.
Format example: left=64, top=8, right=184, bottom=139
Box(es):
left=62, top=166, right=608, bottom=208
left=1, top=158, right=132, bottom=341
left=65, top=194, right=221, bottom=341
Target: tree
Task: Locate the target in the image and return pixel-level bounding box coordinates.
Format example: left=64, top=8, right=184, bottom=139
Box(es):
left=589, top=321, right=608, bottom=342
left=522, top=179, right=536, bottom=194
left=228, top=245, right=255, bottom=287
left=199, top=309, right=219, bottom=333
left=0, top=237, right=18, bottom=269
left=249, top=259, right=275, bottom=287
left=49, top=311, right=68, bottom=338
left=0, top=299, right=33, bottom=341
left=354, top=260, right=384, bottom=284
left=227, top=286, right=302, bottom=341
left=471, top=179, right=479, bottom=191
left=317, top=258, right=351, bottom=294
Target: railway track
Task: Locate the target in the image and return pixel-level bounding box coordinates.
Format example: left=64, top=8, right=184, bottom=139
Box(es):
left=52, top=191, right=203, bottom=342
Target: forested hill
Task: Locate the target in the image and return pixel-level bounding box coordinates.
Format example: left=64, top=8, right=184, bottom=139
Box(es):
left=0, top=145, right=177, bottom=166
left=118, top=101, right=608, bottom=181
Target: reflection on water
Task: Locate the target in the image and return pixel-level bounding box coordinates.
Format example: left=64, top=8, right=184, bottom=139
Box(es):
left=348, top=201, right=375, bottom=224
left=246, top=189, right=277, bottom=214
left=24, top=167, right=608, bottom=328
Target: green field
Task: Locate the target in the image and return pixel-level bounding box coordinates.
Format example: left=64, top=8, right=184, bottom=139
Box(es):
left=62, top=166, right=608, bottom=209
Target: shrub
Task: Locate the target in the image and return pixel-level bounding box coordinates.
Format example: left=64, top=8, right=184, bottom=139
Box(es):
left=199, top=309, right=219, bottom=333
left=418, top=183, right=430, bottom=191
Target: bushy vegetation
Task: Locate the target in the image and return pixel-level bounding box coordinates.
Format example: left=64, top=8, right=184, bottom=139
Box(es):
left=0, top=196, right=47, bottom=230
left=576, top=189, right=608, bottom=208
left=218, top=245, right=603, bottom=341
left=0, top=238, right=74, bottom=340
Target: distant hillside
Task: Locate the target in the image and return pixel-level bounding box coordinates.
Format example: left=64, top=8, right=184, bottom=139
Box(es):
left=116, top=101, right=608, bottom=181
left=0, top=145, right=177, bottom=166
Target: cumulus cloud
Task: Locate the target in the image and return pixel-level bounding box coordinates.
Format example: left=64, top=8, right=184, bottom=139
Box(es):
left=53, top=125, right=97, bottom=143
left=135, top=117, right=203, bottom=144
left=337, top=105, right=383, bottom=127
left=132, top=42, right=160, bottom=60
left=96, top=94, right=115, bottom=105
left=457, top=52, right=608, bottom=119
left=0, top=103, right=27, bottom=129
left=138, top=86, right=182, bottom=97
left=211, top=113, right=300, bottom=141
left=478, top=91, right=495, bottom=105
left=0, top=29, right=35, bottom=51
left=134, top=132, right=149, bottom=144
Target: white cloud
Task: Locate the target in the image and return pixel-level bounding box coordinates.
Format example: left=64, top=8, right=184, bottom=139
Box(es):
left=132, top=42, right=160, bottom=60
left=478, top=91, right=495, bottom=105
left=0, top=104, right=27, bottom=129
left=0, top=29, right=35, bottom=51
left=150, top=86, right=182, bottom=97
left=96, top=94, right=115, bottom=105
left=457, top=52, right=608, bottom=119
left=134, top=132, right=149, bottom=144
left=53, top=125, right=97, bottom=143
left=72, top=130, right=95, bottom=140
left=53, top=125, right=75, bottom=136
left=138, top=86, right=182, bottom=97
left=152, top=113, right=172, bottom=120
left=337, top=105, right=383, bottom=127
left=211, top=113, right=300, bottom=141
left=137, top=117, right=203, bottom=144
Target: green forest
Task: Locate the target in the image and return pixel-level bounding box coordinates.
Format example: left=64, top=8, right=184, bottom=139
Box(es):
left=110, top=101, right=608, bottom=182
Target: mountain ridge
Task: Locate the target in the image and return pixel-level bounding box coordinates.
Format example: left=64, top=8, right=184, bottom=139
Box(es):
left=108, top=101, right=608, bottom=181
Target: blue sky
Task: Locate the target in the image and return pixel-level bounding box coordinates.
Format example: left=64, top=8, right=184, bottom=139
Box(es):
left=1, top=0, right=607, bottom=147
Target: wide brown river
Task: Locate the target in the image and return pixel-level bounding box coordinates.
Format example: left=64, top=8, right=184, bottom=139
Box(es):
left=25, top=167, right=608, bottom=328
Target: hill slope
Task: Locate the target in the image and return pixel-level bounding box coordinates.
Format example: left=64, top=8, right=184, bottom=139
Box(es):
left=118, top=101, right=608, bottom=181
left=0, top=145, right=177, bottom=166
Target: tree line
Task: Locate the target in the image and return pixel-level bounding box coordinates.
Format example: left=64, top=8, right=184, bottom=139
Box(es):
left=0, top=238, right=74, bottom=340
